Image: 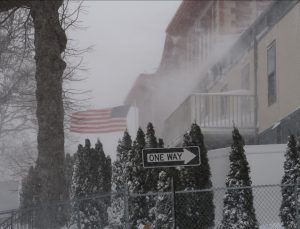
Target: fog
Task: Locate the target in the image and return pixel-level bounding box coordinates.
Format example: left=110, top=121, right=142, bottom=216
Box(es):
left=0, top=0, right=269, bottom=179
left=2, top=1, right=298, bottom=227
left=67, top=1, right=181, bottom=160
left=135, top=1, right=269, bottom=140
left=148, top=34, right=241, bottom=133
left=67, top=0, right=265, bottom=159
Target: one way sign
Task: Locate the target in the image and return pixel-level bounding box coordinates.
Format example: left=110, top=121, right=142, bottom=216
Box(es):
left=142, top=146, right=200, bottom=168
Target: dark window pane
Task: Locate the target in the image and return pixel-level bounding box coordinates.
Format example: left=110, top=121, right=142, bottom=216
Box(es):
left=268, top=72, right=276, bottom=105
left=267, top=41, right=276, bottom=106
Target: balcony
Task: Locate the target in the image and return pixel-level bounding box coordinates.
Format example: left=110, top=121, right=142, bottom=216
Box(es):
left=163, top=91, right=256, bottom=147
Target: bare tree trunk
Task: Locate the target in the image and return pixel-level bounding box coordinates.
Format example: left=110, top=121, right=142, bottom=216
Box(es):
left=30, top=1, right=67, bottom=228
left=0, top=1, right=69, bottom=227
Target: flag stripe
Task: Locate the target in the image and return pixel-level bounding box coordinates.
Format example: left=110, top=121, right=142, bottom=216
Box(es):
left=71, top=116, right=112, bottom=122
left=70, top=124, right=127, bottom=130
left=71, top=118, right=126, bottom=126
left=72, top=111, right=111, bottom=117
left=72, top=113, right=110, bottom=118
left=70, top=128, right=126, bottom=134
left=72, top=109, right=112, bottom=115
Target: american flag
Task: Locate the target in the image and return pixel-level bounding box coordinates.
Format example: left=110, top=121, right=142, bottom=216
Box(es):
left=70, top=105, right=130, bottom=134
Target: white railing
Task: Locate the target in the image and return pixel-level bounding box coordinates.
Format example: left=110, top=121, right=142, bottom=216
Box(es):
left=163, top=92, right=256, bottom=146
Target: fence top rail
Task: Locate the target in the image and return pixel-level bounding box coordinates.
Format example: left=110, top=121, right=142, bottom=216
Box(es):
left=175, top=183, right=292, bottom=194
left=128, top=183, right=297, bottom=197
left=129, top=191, right=173, bottom=197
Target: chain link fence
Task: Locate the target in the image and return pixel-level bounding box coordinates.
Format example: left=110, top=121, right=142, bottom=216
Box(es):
left=0, top=184, right=297, bottom=229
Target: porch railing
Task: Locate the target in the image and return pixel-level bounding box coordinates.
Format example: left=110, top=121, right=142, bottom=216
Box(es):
left=163, top=92, right=256, bottom=146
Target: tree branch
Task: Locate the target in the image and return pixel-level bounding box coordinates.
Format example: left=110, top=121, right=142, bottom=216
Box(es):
left=0, top=1, right=29, bottom=12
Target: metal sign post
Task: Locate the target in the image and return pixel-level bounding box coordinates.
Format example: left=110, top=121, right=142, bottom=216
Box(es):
left=143, top=146, right=201, bottom=228
left=171, top=176, right=177, bottom=229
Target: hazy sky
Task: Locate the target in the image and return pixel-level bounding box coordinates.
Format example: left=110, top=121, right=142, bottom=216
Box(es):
left=68, top=1, right=181, bottom=159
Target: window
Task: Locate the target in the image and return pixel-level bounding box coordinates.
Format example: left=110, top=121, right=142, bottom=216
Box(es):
left=241, top=63, right=250, bottom=90
left=267, top=41, right=276, bottom=106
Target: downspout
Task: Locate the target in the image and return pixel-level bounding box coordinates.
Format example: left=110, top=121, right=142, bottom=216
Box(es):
left=253, top=27, right=259, bottom=144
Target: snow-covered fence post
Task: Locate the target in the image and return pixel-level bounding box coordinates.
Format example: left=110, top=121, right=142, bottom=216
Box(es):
left=124, top=183, right=130, bottom=229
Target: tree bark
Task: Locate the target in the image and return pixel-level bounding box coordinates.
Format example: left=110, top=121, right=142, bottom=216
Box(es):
left=0, top=1, right=68, bottom=227
left=30, top=1, right=67, bottom=228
